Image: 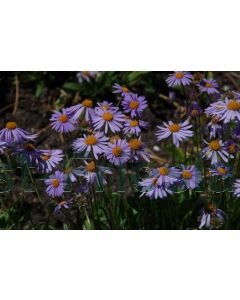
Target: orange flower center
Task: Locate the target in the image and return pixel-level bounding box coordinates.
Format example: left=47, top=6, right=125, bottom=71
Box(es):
left=211, top=117, right=219, bottom=124
left=208, top=140, right=221, bottom=151
left=112, top=146, right=122, bottom=157
left=82, top=99, right=93, bottom=108
left=128, top=139, right=142, bottom=150
left=205, top=82, right=213, bottom=88
left=217, top=167, right=227, bottom=175
left=82, top=71, right=90, bottom=76
left=182, top=170, right=192, bottom=179
left=227, top=100, right=240, bottom=111
left=85, top=135, right=98, bottom=145
left=228, top=144, right=236, bottom=153
left=41, top=154, right=51, bottom=161
left=6, top=121, right=17, bottom=130
left=86, top=161, right=96, bottom=172
left=206, top=203, right=216, bottom=213
left=130, top=120, right=139, bottom=127
left=175, top=72, right=184, bottom=79
left=103, top=112, right=113, bottom=121
left=25, top=143, right=35, bottom=151
left=52, top=179, right=60, bottom=188
left=191, top=109, right=199, bottom=117
left=59, top=114, right=69, bottom=123
left=110, top=135, right=120, bottom=143
left=130, top=101, right=139, bottom=109
left=169, top=123, right=180, bottom=133
left=122, top=87, right=129, bottom=93
left=159, top=167, right=169, bottom=175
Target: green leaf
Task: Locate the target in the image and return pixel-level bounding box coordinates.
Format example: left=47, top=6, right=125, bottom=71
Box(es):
left=127, top=71, right=149, bottom=83
left=63, top=82, right=81, bottom=91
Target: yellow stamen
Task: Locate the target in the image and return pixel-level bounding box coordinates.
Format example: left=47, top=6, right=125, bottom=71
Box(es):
left=86, top=161, right=96, bottom=172
left=102, top=112, right=113, bottom=121
left=169, top=123, right=180, bottom=133
left=175, top=72, right=184, bottom=79
left=128, top=139, right=142, bottom=150
left=110, top=135, right=120, bottom=143
left=206, top=203, right=216, bottom=213
left=228, top=144, right=236, bottom=153
left=52, top=179, right=60, bottom=188
left=217, top=167, right=227, bottom=175
left=159, top=167, right=169, bottom=175
left=41, top=154, right=51, bottom=161
left=205, top=82, right=213, bottom=88
left=122, top=87, right=129, bottom=93
left=112, top=146, right=122, bottom=157
left=25, top=143, right=35, bottom=152
left=130, top=120, right=139, bottom=127
left=208, top=140, right=221, bottom=151
left=6, top=121, right=17, bottom=130
left=59, top=114, right=68, bottom=123
left=82, top=99, right=93, bottom=108
left=182, top=170, right=192, bottom=179
left=85, top=135, right=98, bottom=145
left=227, top=100, right=240, bottom=111
left=130, top=101, right=139, bottom=109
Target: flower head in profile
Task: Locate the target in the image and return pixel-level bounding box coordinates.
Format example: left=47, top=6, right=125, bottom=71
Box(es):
left=50, top=108, right=77, bottom=133
left=207, top=117, right=222, bottom=139
left=166, top=72, right=192, bottom=87
left=45, top=170, right=65, bottom=198
left=123, top=119, right=148, bottom=136
left=92, top=109, right=125, bottom=134
left=197, top=79, right=219, bottom=95
left=94, top=101, right=118, bottom=114
left=150, top=166, right=181, bottom=185
left=202, top=139, right=231, bottom=165
left=128, top=138, right=150, bottom=162
left=112, top=83, right=130, bottom=96
left=76, top=71, right=97, bottom=83
left=53, top=198, right=73, bottom=215
left=105, top=139, right=131, bottom=166
left=139, top=177, right=173, bottom=199
left=14, top=142, right=41, bottom=166
left=199, top=203, right=225, bottom=229
left=156, top=120, right=193, bottom=147
left=188, top=102, right=202, bottom=118
left=210, top=164, right=232, bottom=179
left=180, top=165, right=202, bottom=189
left=121, top=93, right=148, bottom=118
left=63, top=166, right=82, bottom=183
left=225, top=140, right=238, bottom=155
left=0, top=121, right=38, bottom=146
left=72, top=132, right=108, bottom=159
left=67, top=99, right=95, bottom=121
left=233, top=179, right=240, bottom=198
left=39, top=149, right=64, bottom=173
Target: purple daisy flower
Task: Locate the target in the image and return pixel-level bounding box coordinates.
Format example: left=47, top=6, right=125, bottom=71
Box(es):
left=105, top=139, right=131, bottom=166
left=53, top=198, right=73, bottom=215
left=39, top=149, right=64, bottom=173
left=202, top=139, right=231, bottom=165
left=156, top=120, right=193, bottom=147
left=225, top=140, right=238, bottom=155
left=233, top=179, right=240, bottom=197
left=199, top=204, right=225, bottom=229
left=210, top=164, right=232, bottom=179
left=78, top=160, right=112, bottom=185
left=121, top=93, right=148, bottom=118
left=45, top=170, right=65, bottom=198
left=92, top=108, right=125, bottom=134
left=180, top=165, right=202, bottom=189
left=166, top=72, right=192, bottom=87
left=72, top=132, right=108, bottom=160
left=188, top=102, right=202, bottom=118
left=197, top=79, right=219, bottom=95
left=207, top=117, right=222, bottom=138
left=63, top=166, right=83, bottom=183
left=112, top=83, right=130, bottom=96
left=139, top=177, right=173, bottom=199
left=150, top=166, right=181, bottom=185
left=76, top=71, right=97, bottom=83
left=0, top=140, right=7, bottom=154
left=14, top=142, right=41, bottom=166
left=94, top=101, right=118, bottom=114
left=50, top=108, right=77, bottom=133
left=128, top=138, right=150, bottom=162
left=0, top=121, right=38, bottom=146
left=123, top=119, right=148, bottom=136
left=67, top=99, right=95, bottom=121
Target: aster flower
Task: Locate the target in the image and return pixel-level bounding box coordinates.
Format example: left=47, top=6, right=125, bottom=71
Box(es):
left=128, top=138, right=150, bottom=162
left=121, top=93, right=148, bottom=118
left=166, top=72, right=192, bottom=87
left=232, top=121, right=240, bottom=140
left=105, top=139, right=131, bottom=166
left=0, top=141, right=7, bottom=154
left=72, top=132, right=108, bottom=160
left=207, top=117, right=222, bottom=138
left=94, top=101, right=118, bottom=114
left=112, top=83, right=130, bottom=96
left=78, top=160, right=112, bottom=185
left=233, top=179, right=240, bottom=197
left=202, top=139, right=230, bottom=164
left=14, top=142, right=41, bottom=166
left=50, top=108, right=77, bottom=133
left=180, top=165, right=202, bottom=189
left=199, top=204, right=225, bottom=229
left=67, top=99, right=95, bottom=121
left=45, top=170, right=65, bottom=198
left=150, top=166, right=181, bottom=185
left=225, top=140, right=238, bottom=155
left=76, top=71, right=97, bottom=83
left=123, top=119, right=148, bottom=136
left=63, top=166, right=83, bottom=183
left=156, top=120, right=193, bottom=147
left=39, top=149, right=64, bottom=173
left=188, top=102, right=202, bottom=118
left=197, top=79, right=219, bottom=95
left=0, top=121, right=38, bottom=146
left=210, top=164, right=232, bottom=179
left=139, top=177, right=173, bottom=199
left=92, top=108, right=125, bottom=134
left=53, top=198, right=73, bottom=215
